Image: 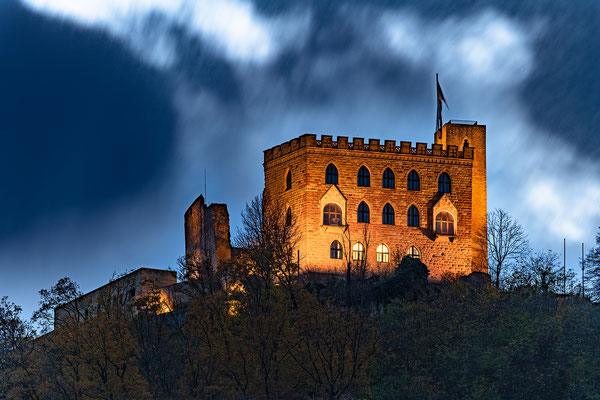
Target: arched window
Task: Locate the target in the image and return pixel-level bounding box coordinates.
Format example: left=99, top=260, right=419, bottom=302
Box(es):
left=352, top=242, right=365, bottom=261
left=286, top=170, right=292, bottom=190
left=382, top=203, right=395, bottom=225
left=357, top=166, right=370, bottom=187
left=376, top=244, right=389, bottom=263
left=383, top=168, right=395, bottom=189
left=407, top=170, right=420, bottom=191
left=357, top=201, right=370, bottom=223
left=407, top=246, right=420, bottom=259
left=285, top=207, right=292, bottom=226
left=330, top=240, right=342, bottom=259
left=435, top=212, right=454, bottom=235
left=326, top=164, right=338, bottom=185
left=323, top=203, right=342, bottom=226
left=438, top=172, right=451, bottom=193
left=407, top=205, right=419, bottom=227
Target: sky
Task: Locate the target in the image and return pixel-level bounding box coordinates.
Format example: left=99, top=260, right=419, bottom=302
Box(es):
left=1, top=0, right=599, bottom=318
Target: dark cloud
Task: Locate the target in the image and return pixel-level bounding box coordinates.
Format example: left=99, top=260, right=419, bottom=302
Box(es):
left=252, top=0, right=600, bottom=156
left=0, top=1, right=176, bottom=241
left=2, top=0, right=600, bottom=318
left=520, top=2, right=600, bottom=152
left=172, top=30, right=242, bottom=104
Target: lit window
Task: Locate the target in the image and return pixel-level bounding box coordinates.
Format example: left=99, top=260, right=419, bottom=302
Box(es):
left=352, top=242, right=365, bottom=261
left=357, top=166, right=370, bottom=187
left=383, top=168, right=395, bottom=189
left=286, top=207, right=292, bottom=226
left=326, top=164, right=338, bottom=184
left=323, top=203, right=342, bottom=226
left=286, top=170, right=292, bottom=190
left=407, top=205, right=419, bottom=227
left=330, top=240, right=343, bottom=259
left=407, top=246, right=420, bottom=259
left=438, top=172, right=451, bottom=193
left=376, top=244, right=389, bottom=263
left=435, top=212, right=454, bottom=235
left=357, top=201, right=370, bottom=223
left=382, top=203, right=395, bottom=225
left=408, top=170, right=420, bottom=191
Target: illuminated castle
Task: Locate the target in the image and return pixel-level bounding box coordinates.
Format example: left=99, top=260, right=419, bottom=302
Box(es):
left=55, top=121, right=488, bottom=325
left=186, top=121, right=488, bottom=279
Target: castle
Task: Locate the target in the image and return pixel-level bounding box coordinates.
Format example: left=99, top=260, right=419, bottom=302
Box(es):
left=186, top=121, right=487, bottom=280
left=55, top=121, right=488, bottom=325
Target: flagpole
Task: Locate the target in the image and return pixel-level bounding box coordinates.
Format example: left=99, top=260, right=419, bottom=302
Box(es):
left=582, top=242, right=585, bottom=297
left=436, top=73, right=447, bottom=135
left=436, top=73, right=440, bottom=133
left=564, top=238, right=566, bottom=294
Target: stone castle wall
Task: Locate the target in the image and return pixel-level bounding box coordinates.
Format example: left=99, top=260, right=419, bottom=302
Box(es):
left=183, top=122, right=487, bottom=280
left=263, top=122, right=487, bottom=279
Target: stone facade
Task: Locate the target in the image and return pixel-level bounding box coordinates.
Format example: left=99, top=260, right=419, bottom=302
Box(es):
left=54, top=268, right=177, bottom=326
left=263, top=122, right=487, bottom=279
left=184, top=195, right=232, bottom=272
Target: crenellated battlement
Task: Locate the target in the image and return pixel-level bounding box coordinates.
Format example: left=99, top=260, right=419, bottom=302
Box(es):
left=264, top=133, right=474, bottom=163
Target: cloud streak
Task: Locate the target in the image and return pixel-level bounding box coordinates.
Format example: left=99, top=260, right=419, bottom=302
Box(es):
left=4, top=0, right=600, bottom=318
left=21, top=0, right=312, bottom=66
left=380, top=8, right=538, bottom=87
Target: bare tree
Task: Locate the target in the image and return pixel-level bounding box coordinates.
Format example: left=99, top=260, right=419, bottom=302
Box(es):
left=477, top=208, right=529, bottom=288
left=339, top=224, right=371, bottom=308
left=234, top=194, right=301, bottom=308
left=340, top=224, right=371, bottom=282
left=586, top=227, right=600, bottom=301
left=506, top=250, right=576, bottom=293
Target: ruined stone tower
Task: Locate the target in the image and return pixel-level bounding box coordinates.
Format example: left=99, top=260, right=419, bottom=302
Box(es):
left=184, top=195, right=232, bottom=272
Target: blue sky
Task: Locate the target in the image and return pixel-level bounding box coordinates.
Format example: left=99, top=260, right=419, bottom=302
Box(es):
left=1, top=0, right=599, bottom=317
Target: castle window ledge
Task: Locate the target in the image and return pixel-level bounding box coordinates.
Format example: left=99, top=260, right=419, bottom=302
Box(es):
left=435, top=234, right=456, bottom=243
left=320, top=224, right=347, bottom=231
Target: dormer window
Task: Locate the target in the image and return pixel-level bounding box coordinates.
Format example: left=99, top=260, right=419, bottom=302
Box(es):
left=323, top=203, right=342, bottom=226
left=435, top=212, right=454, bottom=235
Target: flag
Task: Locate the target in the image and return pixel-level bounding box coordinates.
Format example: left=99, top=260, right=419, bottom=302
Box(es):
left=436, top=73, right=448, bottom=133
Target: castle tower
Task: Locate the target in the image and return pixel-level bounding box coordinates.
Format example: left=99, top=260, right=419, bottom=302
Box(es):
left=184, top=195, right=232, bottom=273
left=435, top=122, right=487, bottom=271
